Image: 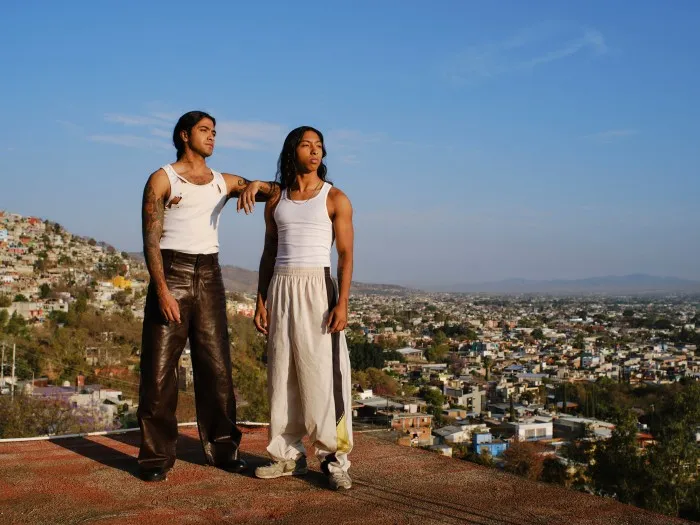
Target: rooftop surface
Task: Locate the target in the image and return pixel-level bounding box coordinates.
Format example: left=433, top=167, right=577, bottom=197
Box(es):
left=0, top=426, right=689, bottom=525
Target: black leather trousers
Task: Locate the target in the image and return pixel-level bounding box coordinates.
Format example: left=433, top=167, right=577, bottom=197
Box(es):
left=137, top=249, right=242, bottom=470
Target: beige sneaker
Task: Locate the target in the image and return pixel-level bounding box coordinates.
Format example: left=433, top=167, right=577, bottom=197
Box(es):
left=328, top=470, right=352, bottom=490
left=255, top=456, right=308, bottom=479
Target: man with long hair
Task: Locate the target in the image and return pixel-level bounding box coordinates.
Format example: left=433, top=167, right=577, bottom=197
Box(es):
left=138, top=110, right=278, bottom=482
left=254, top=126, right=354, bottom=490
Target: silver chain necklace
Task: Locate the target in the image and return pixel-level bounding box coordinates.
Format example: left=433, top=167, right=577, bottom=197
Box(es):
left=287, top=180, right=323, bottom=205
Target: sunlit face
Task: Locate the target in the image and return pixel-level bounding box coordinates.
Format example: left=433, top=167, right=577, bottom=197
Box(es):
left=183, top=118, right=216, bottom=157
left=295, top=130, right=324, bottom=173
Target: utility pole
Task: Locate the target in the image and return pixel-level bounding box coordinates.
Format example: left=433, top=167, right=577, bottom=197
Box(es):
left=11, top=343, right=16, bottom=400
left=1, top=342, right=5, bottom=389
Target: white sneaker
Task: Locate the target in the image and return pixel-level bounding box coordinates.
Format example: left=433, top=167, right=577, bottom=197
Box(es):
left=255, top=456, right=308, bottom=479
left=328, top=470, right=352, bottom=490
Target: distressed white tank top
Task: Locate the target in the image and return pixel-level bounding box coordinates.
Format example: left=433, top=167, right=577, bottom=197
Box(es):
left=274, top=182, right=333, bottom=267
left=159, top=164, right=227, bottom=255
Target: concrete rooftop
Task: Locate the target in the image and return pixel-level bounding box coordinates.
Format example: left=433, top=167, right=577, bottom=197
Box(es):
left=0, top=426, right=689, bottom=525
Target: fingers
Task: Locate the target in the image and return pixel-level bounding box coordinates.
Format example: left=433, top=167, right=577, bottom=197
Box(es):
left=237, top=191, right=255, bottom=214
left=331, top=320, right=346, bottom=333
left=172, top=301, right=181, bottom=323
left=328, top=311, right=347, bottom=333
left=254, top=311, right=268, bottom=335
left=244, top=193, right=255, bottom=214
left=162, top=306, right=177, bottom=324
left=160, top=296, right=181, bottom=324
left=328, top=315, right=347, bottom=333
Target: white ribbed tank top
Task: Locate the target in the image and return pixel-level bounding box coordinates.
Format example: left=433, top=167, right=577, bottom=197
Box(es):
left=274, top=182, right=333, bottom=267
left=159, top=164, right=228, bottom=255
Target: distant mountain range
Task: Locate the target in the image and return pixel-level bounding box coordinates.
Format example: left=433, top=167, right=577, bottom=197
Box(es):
left=127, top=252, right=699, bottom=295
left=431, top=274, right=700, bottom=295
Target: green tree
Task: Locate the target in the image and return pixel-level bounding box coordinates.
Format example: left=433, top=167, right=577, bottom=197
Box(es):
left=653, top=319, right=673, bottom=330
left=0, top=295, right=11, bottom=307
left=39, top=283, right=51, bottom=299
left=420, top=386, right=444, bottom=407
left=531, top=328, right=544, bottom=340
left=641, top=383, right=700, bottom=518
left=13, top=294, right=28, bottom=302
left=483, top=356, right=492, bottom=381
left=589, top=410, right=645, bottom=505
left=425, top=343, right=449, bottom=363
left=541, top=457, right=570, bottom=486
left=419, top=386, right=445, bottom=425
left=5, top=312, right=28, bottom=337
left=72, top=296, right=88, bottom=316
left=348, top=341, right=385, bottom=371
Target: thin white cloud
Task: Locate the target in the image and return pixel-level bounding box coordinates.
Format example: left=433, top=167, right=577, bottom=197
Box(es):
left=338, top=154, right=359, bottom=165
left=446, top=25, right=607, bottom=84
left=104, top=113, right=170, bottom=127
left=324, top=129, right=387, bottom=164
left=520, top=29, right=607, bottom=69
left=96, top=112, right=395, bottom=156
left=88, top=134, right=170, bottom=150
left=149, top=128, right=172, bottom=138
left=149, top=112, right=180, bottom=122
left=96, top=112, right=286, bottom=151
left=586, top=129, right=639, bottom=143
left=56, top=120, right=83, bottom=133
left=326, top=129, right=386, bottom=146
left=215, top=121, right=285, bottom=150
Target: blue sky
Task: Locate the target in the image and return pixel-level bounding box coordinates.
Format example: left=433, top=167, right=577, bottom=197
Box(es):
left=1, top=1, right=699, bottom=286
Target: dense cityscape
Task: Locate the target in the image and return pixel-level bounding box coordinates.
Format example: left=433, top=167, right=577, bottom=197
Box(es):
left=1, top=210, right=700, bottom=520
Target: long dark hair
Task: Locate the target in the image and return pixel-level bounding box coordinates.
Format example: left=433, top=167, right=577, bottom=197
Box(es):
left=275, top=126, right=329, bottom=190
left=172, top=110, right=216, bottom=160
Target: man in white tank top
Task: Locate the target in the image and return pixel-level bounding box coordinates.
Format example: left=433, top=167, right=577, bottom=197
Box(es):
left=254, top=126, right=355, bottom=490
left=138, top=111, right=279, bottom=482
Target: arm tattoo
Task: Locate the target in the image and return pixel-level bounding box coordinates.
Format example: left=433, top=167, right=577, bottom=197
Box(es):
left=142, top=183, right=167, bottom=294
left=237, top=177, right=250, bottom=186
left=255, top=181, right=280, bottom=202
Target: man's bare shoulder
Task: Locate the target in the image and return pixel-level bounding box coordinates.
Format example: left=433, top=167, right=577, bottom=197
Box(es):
left=148, top=167, right=168, bottom=179
left=265, top=190, right=282, bottom=213
left=328, top=185, right=351, bottom=205
left=144, top=168, right=170, bottom=197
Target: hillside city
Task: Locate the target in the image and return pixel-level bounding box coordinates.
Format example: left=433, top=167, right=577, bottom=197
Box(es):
left=2, top=210, right=700, bottom=520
